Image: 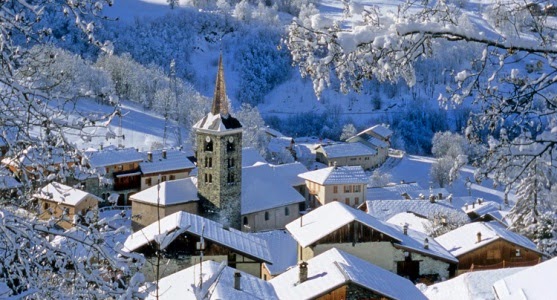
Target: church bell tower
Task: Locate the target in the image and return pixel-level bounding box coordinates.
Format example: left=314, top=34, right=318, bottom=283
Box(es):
left=193, top=56, right=242, bottom=229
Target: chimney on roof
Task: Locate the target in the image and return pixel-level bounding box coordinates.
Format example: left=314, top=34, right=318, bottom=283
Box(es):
left=234, top=271, right=241, bottom=290
left=333, top=161, right=337, bottom=169
left=99, top=144, right=103, bottom=151
left=424, top=238, right=429, bottom=250
left=162, top=149, right=167, bottom=159
left=299, top=261, right=308, bottom=284
left=147, top=152, right=152, bottom=162
left=472, top=202, right=475, bottom=209
left=438, top=192, right=443, bottom=200
left=403, top=224, right=408, bottom=235
left=429, top=194, right=435, bottom=203
left=477, top=232, right=482, bottom=243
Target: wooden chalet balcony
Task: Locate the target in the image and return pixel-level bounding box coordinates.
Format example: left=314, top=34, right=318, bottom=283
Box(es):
left=113, top=170, right=141, bottom=191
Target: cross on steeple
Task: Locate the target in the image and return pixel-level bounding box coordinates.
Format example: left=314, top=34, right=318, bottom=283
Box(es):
left=211, top=55, right=229, bottom=117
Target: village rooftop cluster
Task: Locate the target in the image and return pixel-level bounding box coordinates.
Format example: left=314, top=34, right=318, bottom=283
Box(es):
left=0, top=57, right=554, bottom=299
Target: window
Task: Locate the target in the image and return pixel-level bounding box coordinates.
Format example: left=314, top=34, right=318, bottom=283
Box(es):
left=350, top=157, right=357, bottom=161
left=208, top=157, right=212, bottom=168
left=333, top=186, right=338, bottom=193
left=333, top=198, right=338, bottom=202
left=129, top=163, right=134, bottom=169
left=117, top=165, right=123, bottom=171
left=285, top=207, right=290, bottom=216
left=243, top=217, right=248, bottom=226
left=515, top=249, right=521, bottom=257
left=227, top=141, right=235, bottom=152
left=353, top=185, right=361, bottom=193
left=204, top=174, right=208, bottom=183
left=364, top=157, right=370, bottom=160
left=204, top=157, right=208, bottom=167
left=344, top=185, right=351, bottom=193
left=227, top=172, right=234, bottom=183
left=355, top=197, right=359, bottom=205
left=204, top=140, right=213, bottom=152
left=161, top=175, right=167, bottom=182
left=209, top=174, right=213, bottom=183
left=228, top=158, right=235, bottom=168
left=43, top=202, right=49, bottom=210
left=169, top=175, right=175, bottom=180
left=145, top=178, right=152, bottom=186
left=264, top=211, right=269, bottom=221
left=345, top=198, right=350, bottom=205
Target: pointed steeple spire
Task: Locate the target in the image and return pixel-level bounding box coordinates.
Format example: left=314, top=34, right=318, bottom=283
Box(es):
left=211, top=55, right=229, bottom=117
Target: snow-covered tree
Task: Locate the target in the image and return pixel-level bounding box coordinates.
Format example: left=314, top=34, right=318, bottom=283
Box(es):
left=235, top=103, right=269, bottom=155
left=368, top=170, right=392, bottom=188
left=285, top=0, right=557, bottom=184
left=339, top=123, right=357, bottom=141
left=430, top=157, right=454, bottom=188
left=0, top=0, right=147, bottom=296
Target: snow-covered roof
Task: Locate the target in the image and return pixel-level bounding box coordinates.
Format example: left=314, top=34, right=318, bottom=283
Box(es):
left=148, top=260, right=277, bottom=300
left=272, top=162, right=308, bottom=186
left=35, top=182, right=99, bottom=206
left=130, top=177, right=198, bottom=206
left=264, top=127, right=285, bottom=138
left=368, top=124, right=393, bottom=139
left=435, top=222, right=541, bottom=257
left=406, top=188, right=451, bottom=200
left=367, top=182, right=423, bottom=200
left=365, top=199, right=469, bottom=224
left=242, top=147, right=267, bottom=167
left=492, top=257, right=557, bottom=300
left=123, top=211, right=272, bottom=263
left=366, top=136, right=388, bottom=148
left=286, top=201, right=457, bottom=263
left=139, top=149, right=195, bottom=175
left=270, top=248, right=427, bottom=300
left=462, top=200, right=500, bottom=217
left=424, top=268, right=524, bottom=300
left=254, top=230, right=298, bottom=276
left=192, top=112, right=242, bottom=132
left=242, top=163, right=306, bottom=215
left=387, top=212, right=432, bottom=234
left=267, top=137, right=293, bottom=153
left=85, top=146, right=144, bottom=168
left=319, top=142, right=376, bottom=158
left=298, top=166, right=368, bottom=185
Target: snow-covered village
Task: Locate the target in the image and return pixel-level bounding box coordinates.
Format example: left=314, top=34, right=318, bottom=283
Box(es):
left=0, top=0, right=556, bottom=298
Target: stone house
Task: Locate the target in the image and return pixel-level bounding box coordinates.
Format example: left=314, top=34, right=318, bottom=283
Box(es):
left=270, top=248, right=428, bottom=300
left=241, top=162, right=307, bottom=232
left=129, top=177, right=199, bottom=231
left=35, top=182, right=100, bottom=229
left=315, top=143, right=380, bottom=169
left=139, top=149, right=195, bottom=191
left=298, top=165, right=367, bottom=209
left=123, top=211, right=272, bottom=280
left=286, top=201, right=458, bottom=282
left=435, top=222, right=543, bottom=275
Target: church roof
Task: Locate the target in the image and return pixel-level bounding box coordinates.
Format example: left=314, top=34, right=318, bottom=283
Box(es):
left=193, top=55, right=242, bottom=132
